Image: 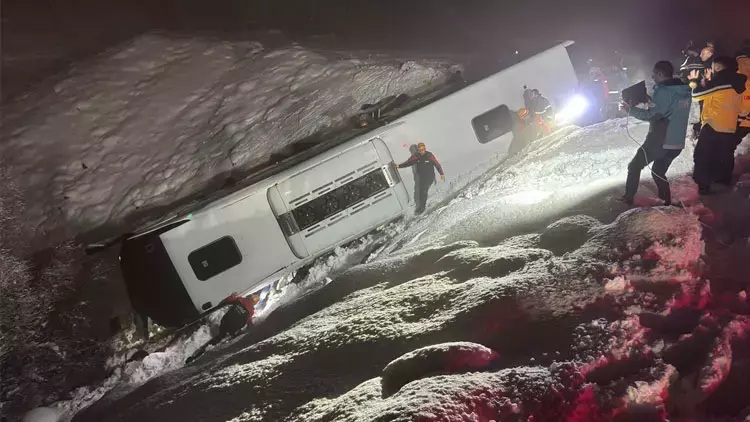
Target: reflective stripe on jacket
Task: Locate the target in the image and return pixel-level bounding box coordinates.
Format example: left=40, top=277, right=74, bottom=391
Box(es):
left=738, top=56, right=750, bottom=128
left=692, top=69, right=747, bottom=133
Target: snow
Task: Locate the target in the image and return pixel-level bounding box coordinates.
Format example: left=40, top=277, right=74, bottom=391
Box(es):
left=384, top=117, right=695, bottom=250
left=23, top=407, right=62, bottom=422
left=0, top=33, right=458, bottom=244
left=48, top=315, right=216, bottom=421
left=297, top=366, right=583, bottom=422
left=15, top=66, right=747, bottom=420
left=380, top=342, right=498, bottom=397
left=254, top=228, right=394, bottom=323
left=70, top=195, right=718, bottom=420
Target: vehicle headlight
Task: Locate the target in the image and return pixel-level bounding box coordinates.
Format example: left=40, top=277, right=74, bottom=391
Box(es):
left=555, top=94, right=589, bottom=125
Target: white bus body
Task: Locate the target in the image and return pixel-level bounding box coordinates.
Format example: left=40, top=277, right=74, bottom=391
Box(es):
left=119, top=42, right=579, bottom=327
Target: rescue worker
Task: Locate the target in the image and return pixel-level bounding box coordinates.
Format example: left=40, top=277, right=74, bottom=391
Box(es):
left=186, top=293, right=259, bottom=364
left=699, top=45, right=716, bottom=69
left=690, top=45, right=717, bottom=137
left=216, top=293, right=258, bottom=340
left=619, top=61, right=692, bottom=206
left=524, top=88, right=554, bottom=135
left=508, top=108, right=535, bottom=156
left=736, top=42, right=750, bottom=147
left=582, top=60, right=609, bottom=124
left=679, top=42, right=703, bottom=82
left=689, top=56, right=748, bottom=193
left=394, top=142, right=445, bottom=215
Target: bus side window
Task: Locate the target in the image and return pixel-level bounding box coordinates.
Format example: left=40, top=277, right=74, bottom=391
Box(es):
left=290, top=168, right=389, bottom=231
left=188, top=236, right=243, bottom=281
left=471, top=104, right=513, bottom=144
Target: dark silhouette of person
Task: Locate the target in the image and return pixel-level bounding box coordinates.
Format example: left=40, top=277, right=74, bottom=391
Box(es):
left=395, top=142, right=444, bottom=214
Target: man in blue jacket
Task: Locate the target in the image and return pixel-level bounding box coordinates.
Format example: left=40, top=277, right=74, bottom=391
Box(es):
left=620, top=61, right=692, bottom=206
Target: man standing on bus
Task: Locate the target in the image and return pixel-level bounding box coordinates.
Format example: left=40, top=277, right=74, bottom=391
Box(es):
left=395, top=142, right=445, bottom=215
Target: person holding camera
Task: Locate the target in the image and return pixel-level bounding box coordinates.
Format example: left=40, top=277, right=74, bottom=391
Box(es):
left=619, top=61, right=691, bottom=206
left=680, top=42, right=704, bottom=83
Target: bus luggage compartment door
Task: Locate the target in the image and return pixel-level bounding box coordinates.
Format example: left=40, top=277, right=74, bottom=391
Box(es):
left=268, top=138, right=407, bottom=257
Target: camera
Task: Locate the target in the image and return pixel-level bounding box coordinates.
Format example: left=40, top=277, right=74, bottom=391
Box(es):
left=621, top=80, right=648, bottom=106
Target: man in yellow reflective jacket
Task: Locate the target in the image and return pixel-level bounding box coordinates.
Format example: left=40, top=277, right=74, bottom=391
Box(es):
left=736, top=44, right=750, bottom=147
left=689, top=56, right=747, bottom=193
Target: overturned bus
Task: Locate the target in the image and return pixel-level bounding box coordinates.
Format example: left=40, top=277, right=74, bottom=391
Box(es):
left=119, top=41, right=580, bottom=328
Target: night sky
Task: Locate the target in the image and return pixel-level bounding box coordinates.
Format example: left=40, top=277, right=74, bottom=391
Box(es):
left=2, top=0, right=749, bottom=102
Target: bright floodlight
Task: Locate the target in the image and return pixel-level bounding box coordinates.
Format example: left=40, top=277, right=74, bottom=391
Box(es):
left=555, top=94, right=589, bottom=125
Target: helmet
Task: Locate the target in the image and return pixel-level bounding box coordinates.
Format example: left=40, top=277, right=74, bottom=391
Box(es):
left=251, top=295, right=260, bottom=304
left=518, top=108, right=530, bottom=119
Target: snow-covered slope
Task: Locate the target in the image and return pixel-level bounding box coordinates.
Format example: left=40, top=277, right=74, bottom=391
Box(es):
left=0, top=33, right=458, bottom=245
left=373, top=117, right=696, bottom=255
left=55, top=118, right=750, bottom=422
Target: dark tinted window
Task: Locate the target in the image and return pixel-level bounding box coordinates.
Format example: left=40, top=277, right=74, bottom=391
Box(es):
left=471, top=105, right=513, bottom=144
left=188, top=236, right=243, bottom=281
left=291, top=168, right=389, bottom=231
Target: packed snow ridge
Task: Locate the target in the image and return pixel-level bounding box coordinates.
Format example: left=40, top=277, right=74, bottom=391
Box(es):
left=72, top=204, right=750, bottom=421
left=0, top=33, right=458, bottom=244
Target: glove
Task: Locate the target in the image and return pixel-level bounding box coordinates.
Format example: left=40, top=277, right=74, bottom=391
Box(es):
left=440, top=175, right=446, bottom=182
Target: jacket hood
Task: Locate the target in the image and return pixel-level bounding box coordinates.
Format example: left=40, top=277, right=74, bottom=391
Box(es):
left=713, top=69, right=748, bottom=94
left=658, top=78, right=692, bottom=98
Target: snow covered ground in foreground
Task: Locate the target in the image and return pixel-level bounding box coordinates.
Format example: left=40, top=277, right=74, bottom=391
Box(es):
left=47, top=116, right=750, bottom=422
left=0, top=33, right=458, bottom=245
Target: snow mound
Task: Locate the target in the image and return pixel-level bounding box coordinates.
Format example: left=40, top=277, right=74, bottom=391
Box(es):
left=0, top=33, right=457, bottom=244
left=435, top=246, right=554, bottom=280
left=298, top=364, right=588, bottom=422
left=23, top=407, right=62, bottom=422
left=538, top=214, right=601, bottom=256
left=380, top=342, right=498, bottom=398
left=579, top=207, right=703, bottom=284
left=496, top=233, right=542, bottom=250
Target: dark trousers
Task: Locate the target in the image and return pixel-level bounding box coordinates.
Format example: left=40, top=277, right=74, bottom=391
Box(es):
left=692, top=102, right=703, bottom=136
left=625, top=148, right=682, bottom=203
left=414, top=177, right=433, bottom=214
left=724, top=126, right=750, bottom=184
left=412, top=171, right=420, bottom=209
left=693, top=125, right=737, bottom=190
left=736, top=126, right=750, bottom=147
left=210, top=305, right=249, bottom=345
